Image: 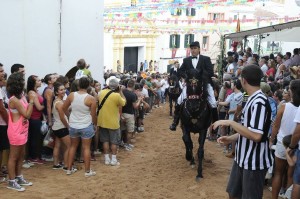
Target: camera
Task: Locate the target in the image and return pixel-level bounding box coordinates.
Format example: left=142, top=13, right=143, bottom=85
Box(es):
left=115, top=86, right=120, bottom=92
left=112, top=85, right=121, bottom=92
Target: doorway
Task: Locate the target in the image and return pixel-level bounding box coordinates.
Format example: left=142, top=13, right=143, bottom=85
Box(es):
left=124, top=47, right=138, bottom=73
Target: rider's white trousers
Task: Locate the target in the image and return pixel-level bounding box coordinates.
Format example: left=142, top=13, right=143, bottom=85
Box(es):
left=177, top=84, right=217, bottom=108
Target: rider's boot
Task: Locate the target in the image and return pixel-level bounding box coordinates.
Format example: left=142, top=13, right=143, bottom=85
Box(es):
left=169, top=104, right=180, bottom=131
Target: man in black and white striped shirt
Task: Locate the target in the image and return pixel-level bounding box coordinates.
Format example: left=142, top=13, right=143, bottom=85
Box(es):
left=213, top=65, right=272, bottom=199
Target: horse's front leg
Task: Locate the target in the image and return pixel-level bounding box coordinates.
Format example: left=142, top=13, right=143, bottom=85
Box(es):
left=182, top=126, right=195, bottom=166
left=169, top=97, right=173, bottom=117
left=196, top=129, right=207, bottom=181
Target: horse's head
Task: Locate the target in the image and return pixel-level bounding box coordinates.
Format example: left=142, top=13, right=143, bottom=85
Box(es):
left=184, top=69, right=208, bottom=117
left=168, top=75, right=181, bottom=95
left=186, top=69, right=206, bottom=97
left=168, top=75, right=178, bottom=86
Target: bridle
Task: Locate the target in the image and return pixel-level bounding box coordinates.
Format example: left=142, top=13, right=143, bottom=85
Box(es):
left=184, top=76, right=207, bottom=124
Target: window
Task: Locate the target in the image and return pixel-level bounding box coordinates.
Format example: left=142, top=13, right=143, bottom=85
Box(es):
left=208, top=13, right=224, bottom=20
left=184, top=34, right=194, bottom=48
left=169, top=34, right=180, bottom=48
left=202, top=36, right=209, bottom=50
left=186, top=8, right=196, bottom=16
left=131, top=0, right=136, bottom=7
left=171, top=8, right=182, bottom=16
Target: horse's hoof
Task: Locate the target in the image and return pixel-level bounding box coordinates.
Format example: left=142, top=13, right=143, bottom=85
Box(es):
left=197, top=174, right=203, bottom=178
left=169, top=124, right=176, bottom=131
left=185, top=152, right=192, bottom=161
left=195, top=176, right=202, bottom=182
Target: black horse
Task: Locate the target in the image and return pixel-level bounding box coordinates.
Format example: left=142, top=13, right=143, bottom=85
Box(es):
left=179, top=69, right=211, bottom=181
left=168, top=75, right=181, bottom=117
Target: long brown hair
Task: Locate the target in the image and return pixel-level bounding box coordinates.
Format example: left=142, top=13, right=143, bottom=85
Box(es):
left=268, top=59, right=276, bottom=70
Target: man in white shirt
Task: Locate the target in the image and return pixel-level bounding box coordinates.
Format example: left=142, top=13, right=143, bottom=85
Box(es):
left=259, top=58, right=268, bottom=75
left=170, top=61, right=180, bottom=76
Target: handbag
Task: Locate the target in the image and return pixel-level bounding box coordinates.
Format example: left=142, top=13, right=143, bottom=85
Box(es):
left=40, top=120, right=49, bottom=135
left=97, top=90, right=113, bottom=115
left=40, top=114, right=48, bottom=135
left=43, top=129, right=55, bottom=148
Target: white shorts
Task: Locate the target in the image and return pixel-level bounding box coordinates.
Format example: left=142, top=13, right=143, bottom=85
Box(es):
left=275, top=141, right=286, bottom=160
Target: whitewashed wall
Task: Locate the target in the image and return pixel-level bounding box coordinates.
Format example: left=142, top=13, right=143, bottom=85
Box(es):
left=285, top=0, right=300, bottom=16
left=103, top=33, right=114, bottom=71
left=0, top=0, right=104, bottom=83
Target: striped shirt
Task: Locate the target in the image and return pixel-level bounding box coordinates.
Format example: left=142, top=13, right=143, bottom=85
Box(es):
left=235, top=89, right=273, bottom=170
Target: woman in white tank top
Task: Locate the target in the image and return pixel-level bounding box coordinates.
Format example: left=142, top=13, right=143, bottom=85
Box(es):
left=63, top=77, right=97, bottom=177
left=270, top=80, right=300, bottom=198
left=52, top=82, right=71, bottom=170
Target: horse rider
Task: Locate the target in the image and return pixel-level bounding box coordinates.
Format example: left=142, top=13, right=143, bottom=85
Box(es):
left=169, top=41, right=218, bottom=131
left=170, top=61, right=180, bottom=77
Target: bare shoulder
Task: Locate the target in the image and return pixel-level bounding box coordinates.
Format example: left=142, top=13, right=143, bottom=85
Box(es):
left=88, top=94, right=96, bottom=101
left=278, top=103, right=286, bottom=113
left=9, top=96, right=19, bottom=107
left=65, top=92, right=74, bottom=102
left=86, top=94, right=96, bottom=104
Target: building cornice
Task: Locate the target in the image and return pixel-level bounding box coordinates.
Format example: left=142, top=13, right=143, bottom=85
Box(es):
left=112, top=34, right=160, bottom=39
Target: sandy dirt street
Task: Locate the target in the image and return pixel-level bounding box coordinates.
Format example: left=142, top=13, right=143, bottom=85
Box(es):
left=0, top=104, right=272, bottom=199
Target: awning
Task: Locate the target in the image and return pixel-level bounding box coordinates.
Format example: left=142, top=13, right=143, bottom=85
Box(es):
left=261, top=27, right=300, bottom=42
left=224, top=20, right=300, bottom=41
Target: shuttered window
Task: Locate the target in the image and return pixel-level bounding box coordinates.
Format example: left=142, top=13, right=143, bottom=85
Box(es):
left=169, top=34, right=181, bottom=48
left=184, top=34, right=194, bottom=48
left=186, top=8, right=196, bottom=16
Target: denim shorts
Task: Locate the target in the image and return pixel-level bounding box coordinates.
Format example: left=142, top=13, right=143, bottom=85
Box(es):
left=69, top=124, right=95, bottom=139
left=294, top=149, right=300, bottom=185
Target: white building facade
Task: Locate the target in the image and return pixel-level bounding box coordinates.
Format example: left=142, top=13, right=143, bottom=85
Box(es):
left=104, top=0, right=297, bottom=73
left=0, top=0, right=104, bottom=83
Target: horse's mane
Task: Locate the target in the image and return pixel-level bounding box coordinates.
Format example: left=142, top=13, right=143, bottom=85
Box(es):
left=186, top=69, right=208, bottom=100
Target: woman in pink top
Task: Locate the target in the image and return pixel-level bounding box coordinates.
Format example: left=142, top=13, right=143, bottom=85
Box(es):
left=6, top=73, right=36, bottom=192
left=27, top=75, right=44, bottom=164
left=266, top=59, right=276, bottom=78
